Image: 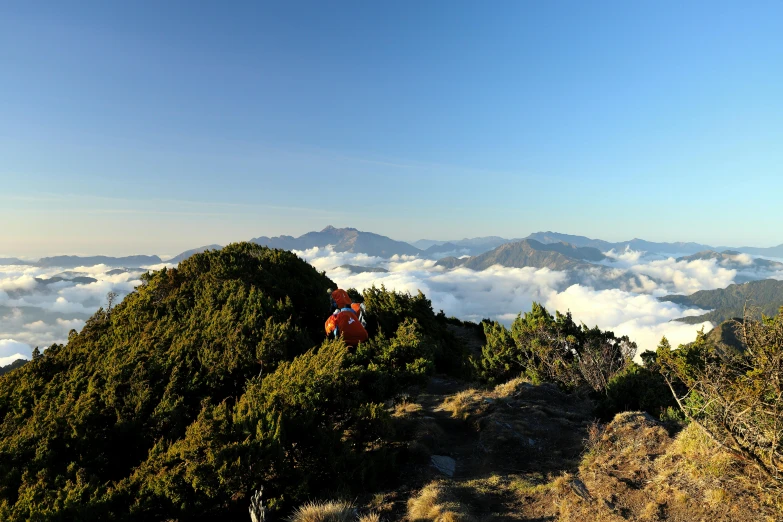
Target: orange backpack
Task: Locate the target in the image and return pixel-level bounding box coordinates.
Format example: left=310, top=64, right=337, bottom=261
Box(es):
left=325, top=308, right=368, bottom=346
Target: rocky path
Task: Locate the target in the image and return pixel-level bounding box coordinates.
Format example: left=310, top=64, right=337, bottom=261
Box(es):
left=376, top=374, right=593, bottom=521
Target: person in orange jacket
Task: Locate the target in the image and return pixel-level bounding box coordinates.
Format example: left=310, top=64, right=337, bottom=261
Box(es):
left=325, top=289, right=368, bottom=347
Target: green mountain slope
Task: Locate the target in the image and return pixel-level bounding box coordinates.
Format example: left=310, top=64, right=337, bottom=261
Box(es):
left=0, top=243, right=466, bottom=521
left=660, top=279, right=783, bottom=324
left=0, top=243, right=336, bottom=520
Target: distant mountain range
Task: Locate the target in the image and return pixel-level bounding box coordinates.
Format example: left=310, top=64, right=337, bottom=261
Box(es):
left=0, top=257, right=34, bottom=265
left=3, top=228, right=783, bottom=270
left=251, top=226, right=421, bottom=257
left=660, top=279, right=783, bottom=325
left=414, top=237, right=519, bottom=256
left=676, top=251, right=783, bottom=276
left=0, top=359, right=27, bottom=376
left=36, top=255, right=162, bottom=268
left=526, top=232, right=783, bottom=258
left=167, top=245, right=222, bottom=264
left=337, top=264, right=389, bottom=274
left=436, top=239, right=607, bottom=271
left=419, top=231, right=783, bottom=259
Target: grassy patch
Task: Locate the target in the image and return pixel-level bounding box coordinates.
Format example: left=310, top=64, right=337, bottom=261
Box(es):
left=407, top=481, right=475, bottom=522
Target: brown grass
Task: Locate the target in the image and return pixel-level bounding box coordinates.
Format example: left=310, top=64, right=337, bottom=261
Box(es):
left=440, top=389, right=481, bottom=420
left=393, top=401, right=423, bottom=418
left=492, top=376, right=529, bottom=398
left=407, top=481, right=475, bottom=521
left=289, top=500, right=355, bottom=522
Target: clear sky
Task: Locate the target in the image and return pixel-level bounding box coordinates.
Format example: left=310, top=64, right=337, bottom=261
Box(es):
left=2, top=1, right=783, bottom=257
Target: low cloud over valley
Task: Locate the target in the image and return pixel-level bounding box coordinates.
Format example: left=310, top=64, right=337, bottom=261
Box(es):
left=3, top=244, right=783, bottom=365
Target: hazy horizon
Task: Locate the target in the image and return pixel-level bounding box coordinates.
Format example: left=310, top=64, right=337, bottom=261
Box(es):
left=3, top=224, right=783, bottom=259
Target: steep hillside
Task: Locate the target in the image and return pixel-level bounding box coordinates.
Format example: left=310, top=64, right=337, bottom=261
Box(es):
left=437, top=239, right=605, bottom=271
left=706, top=319, right=745, bottom=353
left=251, top=225, right=421, bottom=257
left=660, top=279, right=783, bottom=324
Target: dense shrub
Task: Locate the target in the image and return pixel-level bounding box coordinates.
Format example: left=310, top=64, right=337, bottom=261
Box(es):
left=596, top=360, right=678, bottom=420
left=480, top=303, right=636, bottom=394
left=657, top=312, right=783, bottom=484
left=362, top=285, right=472, bottom=378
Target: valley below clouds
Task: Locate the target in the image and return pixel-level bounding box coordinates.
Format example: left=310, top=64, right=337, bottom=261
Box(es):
left=3, top=246, right=783, bottom=366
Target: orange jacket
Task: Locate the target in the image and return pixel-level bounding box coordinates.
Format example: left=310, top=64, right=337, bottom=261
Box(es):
left=325, top=308, right=368, bottom=347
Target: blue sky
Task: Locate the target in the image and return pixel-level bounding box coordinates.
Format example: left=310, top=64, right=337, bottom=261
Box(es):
left=2, top=1, right=783, bottom=256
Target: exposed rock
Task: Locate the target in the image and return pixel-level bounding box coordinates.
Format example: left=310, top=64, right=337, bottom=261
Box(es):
left=569, top=478, right=592, bottom=502
left=430, top=455, right=456, bottom=477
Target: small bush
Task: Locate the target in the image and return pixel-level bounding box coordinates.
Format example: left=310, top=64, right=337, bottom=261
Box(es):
left=596, top=361, right=677, bottom=420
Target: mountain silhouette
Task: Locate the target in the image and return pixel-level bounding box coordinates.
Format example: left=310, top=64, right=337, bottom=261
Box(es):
left=437, top=239, right=605, bottom=271
left=251, top=226, right=421, bottom=257
left=35, top=255, right=162, bottom=268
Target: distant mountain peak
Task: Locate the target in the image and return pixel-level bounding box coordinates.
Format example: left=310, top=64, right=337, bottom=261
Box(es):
left=437, top=239, right=606, bottom=271
left=321, top=225, right=357, bottom=233
left=251, top=227, right=420, bottom=257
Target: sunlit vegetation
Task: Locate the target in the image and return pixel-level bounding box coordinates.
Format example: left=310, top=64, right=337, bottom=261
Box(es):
left=0, top=243, right=780, bottom=520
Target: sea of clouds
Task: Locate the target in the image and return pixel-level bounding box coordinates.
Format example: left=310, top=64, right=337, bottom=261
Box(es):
left=2, top=246, right=783, bottom=366
left=296, top=246, right=783, bottom=359
left=0, top=264, right=147, bottom=365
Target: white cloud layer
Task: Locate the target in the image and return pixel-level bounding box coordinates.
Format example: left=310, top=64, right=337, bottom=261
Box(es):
left=0, top=263, right=150, bottom=363
left=3, top=244, right=782, bottom=367
left=293, top=246, right=766, bottom=357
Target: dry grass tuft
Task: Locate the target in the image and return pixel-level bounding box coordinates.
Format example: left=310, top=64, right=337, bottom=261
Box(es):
left=407, top=481, right=475, bottom=521
left=394, top=401, right=423, bottom=418
left=289, top=500, right=355, bottom=522
left=441, top=389, right=481, bottom=420
left=703, top=488, right=727, bottom=507
left=493, top=376, right=530, bottom=398
left=358, top=513, right=381, bottom=522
